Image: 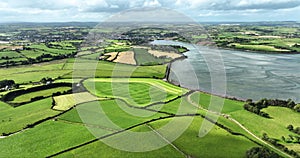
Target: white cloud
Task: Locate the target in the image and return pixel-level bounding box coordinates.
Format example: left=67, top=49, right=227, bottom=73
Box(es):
left=143, top=0, right=162, bottom=7
left=0, top=1, right=8, bottom=8
left=0, top=0, right=299, bottom=22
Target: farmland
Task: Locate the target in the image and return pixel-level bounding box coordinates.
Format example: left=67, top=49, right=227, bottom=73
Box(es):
left=83, top=78, right=188, bottom=107
left=53, top=92, right=104, bottom=111
left=11, top=86, right=71, bottom=103
left=201, top=23, right=300, bottom=53
left=0, top=22, right=299, bottom=158
left=0, top=98, right=59, bottom=135
left=133, top=48, right=171, bottom=66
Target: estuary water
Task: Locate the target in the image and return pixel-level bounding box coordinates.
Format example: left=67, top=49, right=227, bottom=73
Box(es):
left=151, top=40, right=300, bottom=102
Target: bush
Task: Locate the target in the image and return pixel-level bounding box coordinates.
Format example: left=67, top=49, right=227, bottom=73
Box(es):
left=246, top=147, right=281, bottom=158
left=1, top=82, right=72, bottom=102
left=244, top=98, right=299, bottom=118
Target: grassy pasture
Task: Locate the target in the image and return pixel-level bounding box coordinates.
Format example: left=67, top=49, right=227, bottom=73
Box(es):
left=133, top=48, right=169, bottom=66
left=3, top=70, right=72, bottom=84
left=20, top=50, right=53, bottom=59
left=232, top=43, right=290, bottom=52
left=149, top=116, right=258, bottom=158
left=190, top=91, right=300, bottom=152
left=149, top=95, right=255, bottom=138
left=230, top=108, right=300, bottom=152
left=56, top=139, right=183, bottom=158
left=11, top=86, right=71, bottom=103
left=190, top=92, right=244, bottom=113
left=83, top=78, right=187, bottom=106
left=59, top=100, right=167, bottom=130
left=104, top=40, right=131, bottom=53
left=0, top=59, right=70, bottom=83
left=64, top=59, right=167, bottom=79
left=27, top=44, right=75, bottom=55
left=0, top=121, right=95, bottom=157
left=57, top=116, right=257, bottom=158
left=104, top=45, right=130, bottom=53
left=53, top=92, right=102, bottom=111
left=0, top=101, right=11, bottom=111
left=0, top=56, right=166, bottom=83
left=80, top=53, right=100, bottom=59
left=0, top=51, right=22, bottom=59
left=0, top=98, right=59, bottom=135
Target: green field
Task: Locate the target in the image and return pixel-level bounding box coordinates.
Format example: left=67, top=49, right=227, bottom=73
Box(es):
left=11, top=86, right=71, bottom=103
left=150, top=116, right=258, bottom=157
left=53, top=92, right=103, bottom=111
left=190, top=91, right=300, bottom=153
left=0, top=98, right=59, bottom=135
left=133, top=48, right=170, bottom=66
left=27, top=44, right=75, bottom=55
left=0, top=59, right=70, bottom=83
left=0, top=121, right=95, bottom=157
left=0, top=51, right=23, bottom=59
left=104, top=40, right=131, bottom=53
left=57, top=140, right=183, bottom=158
left=64, top=59, right=167, bottom=79
left=20, top=50, right=52, bottom=59
left=190, top=92, right=244, bottom=113
left=56, top=116, right=257, bottom=158
left=231, top=43, right=290, bottom=52
left=59, top=100, right=167, bottom=130
left=230, top=107, right=300, bottom=152
left=83, top=78, right=188, bottom=107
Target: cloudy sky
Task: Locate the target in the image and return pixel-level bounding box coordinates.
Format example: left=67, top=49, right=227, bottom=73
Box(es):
left=0, top=0, right=299, bottom=22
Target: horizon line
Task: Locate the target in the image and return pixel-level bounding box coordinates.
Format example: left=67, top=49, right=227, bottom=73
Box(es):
left=0, top=20, right=299, bottom=24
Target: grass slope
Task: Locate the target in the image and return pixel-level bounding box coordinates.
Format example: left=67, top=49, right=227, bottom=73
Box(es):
left=0, top=98, right=59, bottom=135
left=59, top=100, right=167, bottom=130
left=65, top=59, right=167, bottom=79
left=56, top=116, right=257, bottom=158
left=83, top=78, right=187, bottom=107
left=0, top=121, right=95, bottom=157
left=133, top=48, right=168, bottom=66
left=11, top=86, right=71, bottom=103
left=190, top=91, right=300, bottom=153
left=53, top=92, right=103, bottom=111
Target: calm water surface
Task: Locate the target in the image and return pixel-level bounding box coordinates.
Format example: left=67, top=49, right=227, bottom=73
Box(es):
left=152, top=40, right=300, bottom=102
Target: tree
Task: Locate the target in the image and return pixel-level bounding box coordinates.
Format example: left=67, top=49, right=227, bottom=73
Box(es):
left=294, top=127, right=300, bottom=135
left=294, top=104, right=300, bottom=112
left=287, top=125, right=294, bottom=131
left=282, top=136, right=286, bottom=142
left=246, top=99, right=253, bottom=103
left=40, top=78, right=47, bottom=84
left=246, top=147, right=280, bottom=158
left=0, top=80, right=15, bottom=89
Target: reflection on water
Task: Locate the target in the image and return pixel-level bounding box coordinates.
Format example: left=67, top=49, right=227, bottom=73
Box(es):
left=152, top=40, right=300, bottom=102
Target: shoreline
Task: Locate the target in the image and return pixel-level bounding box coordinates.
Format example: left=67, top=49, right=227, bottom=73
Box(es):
left=202, top=44, right=300, bottom=55
left=164, top=46, right=247, bottom=103
left=161, top=40, right=300, bottom=103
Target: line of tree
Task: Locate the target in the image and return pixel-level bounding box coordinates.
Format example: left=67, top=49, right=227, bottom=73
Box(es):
left=246, top=147, right=281, bottom=158
left=262, top=133, right=300, bottom=158
left=244, top=98, right=299, bottom=118
left=281, top=135, right=300, bottom=144
left=40, top=77, right=53, bottom=84
left=0, top=80, right=15, bottom=89
left=1, top=82, right=72, bottom=102
left=287, top=125, right=300, bottom=135
left=243, top=99, right=270, bottom=118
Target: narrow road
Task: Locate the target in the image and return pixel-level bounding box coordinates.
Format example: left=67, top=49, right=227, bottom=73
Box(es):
left=186, top=93, right=293, bottom=158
